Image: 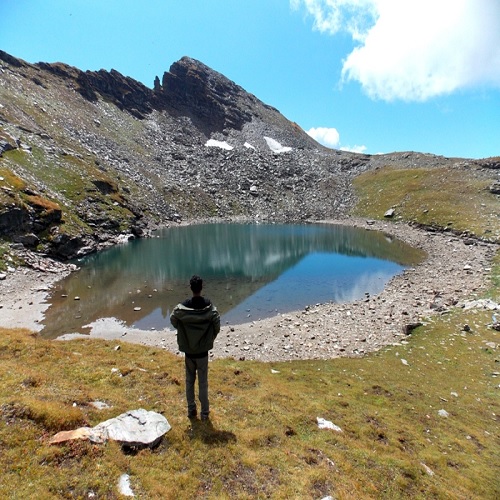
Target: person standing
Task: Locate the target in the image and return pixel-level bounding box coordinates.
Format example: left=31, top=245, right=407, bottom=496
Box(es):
left=170, top=275, right=220, bottom=420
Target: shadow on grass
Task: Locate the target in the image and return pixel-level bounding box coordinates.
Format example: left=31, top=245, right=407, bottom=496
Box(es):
left=185, top=419, right=237, bottom=445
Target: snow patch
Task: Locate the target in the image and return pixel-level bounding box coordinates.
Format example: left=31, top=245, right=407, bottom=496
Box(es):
left=205, top=139, right=234, bottom=150
left=244, top=142, right=256, bottom=150
left=264, top=136, right=292, bottom=153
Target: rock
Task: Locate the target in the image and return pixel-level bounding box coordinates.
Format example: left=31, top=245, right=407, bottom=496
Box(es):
left=489, top=181, right=500, bottom=194
left=438, top=409, right=449, bottom=418
left=89, top=401, right=111, bottom=410
left=92, top=409, right=170, bottom=447
left=14, top=233, right=40, bottom=248
left=0, top=206, right=31, bottom=236
left=118, top=474, right=135, bottom=497
left=421, top=463, right=435, bottom=476
left=384, top=208, right=395, bottom=218
left=92, top=178, right=118, bottom=195
left=51, top=233, right=89, bottom=260
left=49, top=409, right=171, bottom=448
left=0, top=139, right=16, bottom=155
left=402, top=322, right=422, bottom=335
left=317, top=417, right=342, bottom=432
left=49, top=427, right=95, bottom=444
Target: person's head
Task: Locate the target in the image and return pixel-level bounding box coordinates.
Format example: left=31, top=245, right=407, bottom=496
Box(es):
left=189, top=275, right=203, bottom=295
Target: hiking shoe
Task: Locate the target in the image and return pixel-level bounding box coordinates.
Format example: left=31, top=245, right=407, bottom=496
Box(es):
left=201, top=413, right=210, bottom=421
left=187, top=409, right=197, bottom=419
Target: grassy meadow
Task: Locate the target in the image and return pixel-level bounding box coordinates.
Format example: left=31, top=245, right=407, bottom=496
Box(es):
left=0, top=162, right=499, bottom=499
left=353, top=164, right=499, bottom=241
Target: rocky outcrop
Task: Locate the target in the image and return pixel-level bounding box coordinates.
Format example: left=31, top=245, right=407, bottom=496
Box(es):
left=157, top=57, right=254, bottom=134
left=475, top=157, right=500, bottom=170
left=0, top=206, right=31, bottom=235
left=34, top=60, right=155, bottom=119
left=155, top=57, right=321, bottom=149
left=0, top=193, right=61, bottom=237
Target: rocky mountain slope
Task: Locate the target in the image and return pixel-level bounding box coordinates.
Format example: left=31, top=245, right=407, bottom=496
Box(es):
left=0, top=50, right=497, bottom=261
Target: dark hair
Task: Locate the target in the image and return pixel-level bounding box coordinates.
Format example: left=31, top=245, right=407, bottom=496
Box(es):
left=189, top=275, right=203, bottom=294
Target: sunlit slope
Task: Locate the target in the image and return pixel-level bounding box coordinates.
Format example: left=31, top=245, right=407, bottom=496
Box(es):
left=353, top=164, right=499, bottom=241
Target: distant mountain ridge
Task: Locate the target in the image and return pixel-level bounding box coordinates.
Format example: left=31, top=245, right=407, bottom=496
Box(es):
left=0, top=49, right=493, bottom=261
left=13, top=51, right=319, bottom=150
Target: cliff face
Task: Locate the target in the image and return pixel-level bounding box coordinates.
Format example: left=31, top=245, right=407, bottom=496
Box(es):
left=0, top=50, right=481, bottom=262
left=159, top=57, right=253, bottom=132
left=156, top=56, right=318, bottom=149
left=28, top=53, right=318, bottom=149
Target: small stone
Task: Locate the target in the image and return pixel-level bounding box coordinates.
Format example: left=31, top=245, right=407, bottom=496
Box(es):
left=89, top=401, right=110, bottom=410
left=317, top=417, right=342, bottom=432
left=421, top=463, right=435, bottom=476
left=118, top=473, right=134, bottom=497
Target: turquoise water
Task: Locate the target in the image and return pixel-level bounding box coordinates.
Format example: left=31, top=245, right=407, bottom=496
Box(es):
left=41, top=223, right=424, bottom=338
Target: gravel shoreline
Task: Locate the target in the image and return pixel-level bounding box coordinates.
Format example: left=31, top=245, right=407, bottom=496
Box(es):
left=0, top=219, right=497, bottom=362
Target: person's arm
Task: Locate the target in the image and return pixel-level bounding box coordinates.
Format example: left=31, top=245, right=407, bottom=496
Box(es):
left=170, top=307, right=179, bottom=329
left=212, top=308, right=220, bottom=337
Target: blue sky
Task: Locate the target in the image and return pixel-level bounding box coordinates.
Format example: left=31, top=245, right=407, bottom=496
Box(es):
left=1, top=0, right=499, bottom=159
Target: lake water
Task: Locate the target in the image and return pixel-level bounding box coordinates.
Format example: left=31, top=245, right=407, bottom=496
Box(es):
left=40, top=223, right=425, bottom=338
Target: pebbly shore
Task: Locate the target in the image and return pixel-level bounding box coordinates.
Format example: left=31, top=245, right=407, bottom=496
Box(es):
left=0, top=219, right=497, bottom=362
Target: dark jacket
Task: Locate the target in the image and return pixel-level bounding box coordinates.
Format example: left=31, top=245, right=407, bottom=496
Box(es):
left=170, top=302, right=220, bottom=355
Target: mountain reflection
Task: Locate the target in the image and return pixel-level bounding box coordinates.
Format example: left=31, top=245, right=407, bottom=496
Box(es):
left=40, top=223, right=425, bottom=338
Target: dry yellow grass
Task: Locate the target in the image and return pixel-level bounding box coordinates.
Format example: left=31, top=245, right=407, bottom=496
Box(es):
left=1, top=289, right=499, bottom=500
left=353, top=166, right=499, bottom=241
left=0, top=161, right=498, bottom=498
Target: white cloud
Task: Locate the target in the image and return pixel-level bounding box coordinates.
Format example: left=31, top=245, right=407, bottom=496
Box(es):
left=340, top=144, right=367, bottom=154
left=292, top=0, right=500, bottom=101
left=306, top=126, right=340, bottom=148
left=306, top=127, right=367, bottom=153
left=307, top=126, right=366, bottom=153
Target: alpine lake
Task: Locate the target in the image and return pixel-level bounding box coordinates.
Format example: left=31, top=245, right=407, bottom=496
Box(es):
left=40, top=223, right=425, bottom=339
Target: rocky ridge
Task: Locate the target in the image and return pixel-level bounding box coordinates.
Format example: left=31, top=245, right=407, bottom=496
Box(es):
left=0, top=50, right=498, bottom=263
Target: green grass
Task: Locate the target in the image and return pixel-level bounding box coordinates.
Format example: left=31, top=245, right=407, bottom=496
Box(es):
left=353, top=166, right=499, bottom=241
left=1, top=148, right=137, bottom=239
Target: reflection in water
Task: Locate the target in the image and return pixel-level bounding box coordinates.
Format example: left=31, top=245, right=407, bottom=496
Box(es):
left=41, top=223, right=425, bottom=338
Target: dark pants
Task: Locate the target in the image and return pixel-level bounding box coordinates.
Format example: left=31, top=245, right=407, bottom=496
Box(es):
left=185, top=354, right=209, bottom=417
